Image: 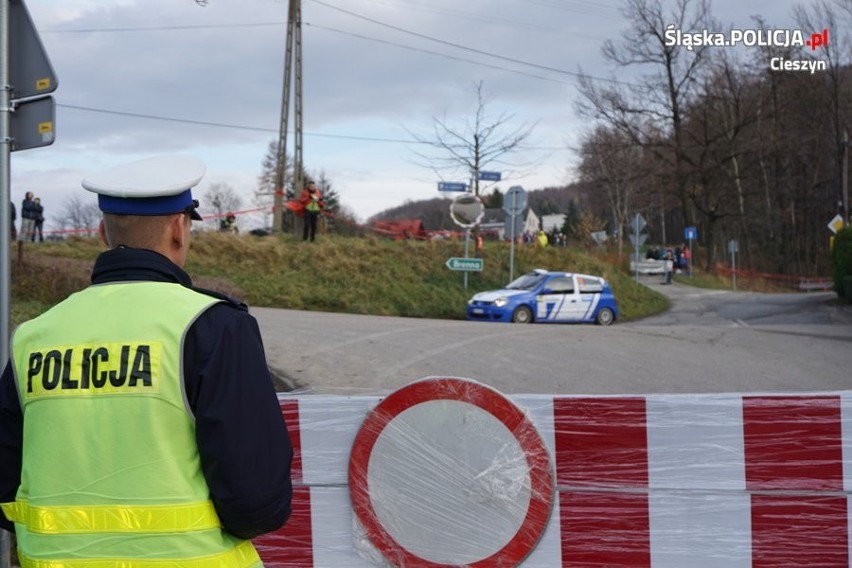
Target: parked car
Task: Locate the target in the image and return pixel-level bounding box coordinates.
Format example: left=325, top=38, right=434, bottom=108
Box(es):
left=467, top=269, right=619, bottom=325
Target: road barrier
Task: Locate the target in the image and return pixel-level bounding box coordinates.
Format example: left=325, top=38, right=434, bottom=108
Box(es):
left=256, top=382, right=852, bottom=567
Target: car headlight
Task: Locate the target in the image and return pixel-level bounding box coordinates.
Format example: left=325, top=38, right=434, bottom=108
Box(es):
left=493, top=297, right=508, bottom=308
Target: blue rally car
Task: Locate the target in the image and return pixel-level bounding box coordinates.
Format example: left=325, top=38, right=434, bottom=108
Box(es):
left=467, top=269, right=619, bottom=325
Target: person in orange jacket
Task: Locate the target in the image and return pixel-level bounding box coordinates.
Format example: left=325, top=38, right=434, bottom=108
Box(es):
left=299, top=180, right=325, bottom=241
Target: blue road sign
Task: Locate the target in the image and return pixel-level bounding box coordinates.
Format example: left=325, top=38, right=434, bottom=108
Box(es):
left=684, top=226, right=698, bottom=240
left=478, top=171, right=501, bottom=181
left=438, top=182, right=467, bottom=192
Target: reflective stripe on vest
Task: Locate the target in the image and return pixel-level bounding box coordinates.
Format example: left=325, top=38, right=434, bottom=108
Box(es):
left=16, top=540, right=261, bottom=568
left=1, top=500, right=220, bottom=534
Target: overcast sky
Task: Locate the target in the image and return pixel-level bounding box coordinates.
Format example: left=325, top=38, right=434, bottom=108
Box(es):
left=9, top=0, right=812, bottom=230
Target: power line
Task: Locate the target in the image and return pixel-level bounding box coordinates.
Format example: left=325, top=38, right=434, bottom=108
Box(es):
left=40, top=8, right=633, bottom=87
left=306, top=22, right=573, bottom=84
left=307, top=0, right=633, bottom=85
left=39, top=22, right=284, bottom=34
left=56, top=103, right=566, bottom=151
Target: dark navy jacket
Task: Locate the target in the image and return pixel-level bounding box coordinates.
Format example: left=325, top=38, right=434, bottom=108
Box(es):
left=0, top=247, right=293, bottom=539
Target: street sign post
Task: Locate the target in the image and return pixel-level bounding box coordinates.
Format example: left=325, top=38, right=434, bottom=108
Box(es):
left=478, top=171, right=501, bottom=181
left=448, top=193, right=484, bottom=289
left=684, top=226, right=697, bottom=277
left=503, top=186, right=527, bottom=282
left=631, top=213, right=648, bottom=283
left=729, top=240, right=739, bottom=290
left=631, top=213, right=647, bottom=234
left=446, top=257, right=483, bottom=272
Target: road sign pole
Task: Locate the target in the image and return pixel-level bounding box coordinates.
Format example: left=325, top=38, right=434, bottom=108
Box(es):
left=464, top=229, right=470, bottom=290
left=686, top=239, right=695, bottom=278
left=634, top=213, right=640, bottom=283
left=0, top=0, right=10, bottom=563
left=732, top=245, right=737, bottom=291
left=509, top=193, right=516, bottom=283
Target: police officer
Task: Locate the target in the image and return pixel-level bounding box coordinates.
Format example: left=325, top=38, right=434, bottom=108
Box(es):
left=0, top=155, right=293, bottom=566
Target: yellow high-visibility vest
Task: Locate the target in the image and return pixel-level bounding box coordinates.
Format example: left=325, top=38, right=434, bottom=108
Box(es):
left=3, top=281, right=262, bottom=567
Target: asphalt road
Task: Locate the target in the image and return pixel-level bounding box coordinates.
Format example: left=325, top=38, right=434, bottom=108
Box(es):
left=253, top=277, right=852, bottom=396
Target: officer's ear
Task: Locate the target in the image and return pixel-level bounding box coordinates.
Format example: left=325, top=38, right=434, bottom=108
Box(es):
left=169, top=213, right=190, bottom=249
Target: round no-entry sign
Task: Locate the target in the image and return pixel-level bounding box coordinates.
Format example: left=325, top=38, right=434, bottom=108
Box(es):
left=348, top=377, right=554, bottom=567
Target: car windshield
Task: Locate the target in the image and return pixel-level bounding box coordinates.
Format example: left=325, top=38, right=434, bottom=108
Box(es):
left=505, top=273, right=547, bottom=290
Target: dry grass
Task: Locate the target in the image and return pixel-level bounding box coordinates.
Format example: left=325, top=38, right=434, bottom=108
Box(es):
left=11, top=232, right=670, bottom=327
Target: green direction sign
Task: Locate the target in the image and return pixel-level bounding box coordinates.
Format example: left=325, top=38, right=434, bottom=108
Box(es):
left=446, top=257, right=483, bottom=272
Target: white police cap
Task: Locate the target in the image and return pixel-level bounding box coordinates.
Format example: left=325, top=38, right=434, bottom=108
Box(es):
left=82, top=155, right=205, bottom=221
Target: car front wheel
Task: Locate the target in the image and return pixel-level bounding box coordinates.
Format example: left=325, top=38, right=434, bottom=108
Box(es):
left=511, top=306, right=533, bottom=324
left=595, top=307, right=614, bottom=326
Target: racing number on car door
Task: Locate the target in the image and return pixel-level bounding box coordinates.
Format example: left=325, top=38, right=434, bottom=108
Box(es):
left=536, top=276, right=580, bottom=321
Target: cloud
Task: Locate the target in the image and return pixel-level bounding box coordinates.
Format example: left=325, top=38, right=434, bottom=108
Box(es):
left=11, top=0, right=805, bottom=228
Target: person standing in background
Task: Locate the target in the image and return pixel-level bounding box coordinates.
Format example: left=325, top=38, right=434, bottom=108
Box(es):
left=299, top=179, right=324, bottom=242
left=18, top=192, right=36, bottom=243
left=31, top=198, right=44, bottom=242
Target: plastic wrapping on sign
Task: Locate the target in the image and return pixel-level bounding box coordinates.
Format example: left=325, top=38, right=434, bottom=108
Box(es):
left=254, top=383, right=852, bottom=567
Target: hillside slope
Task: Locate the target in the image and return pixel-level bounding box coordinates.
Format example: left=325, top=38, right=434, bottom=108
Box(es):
left=10, top=233, right=668, bottom=326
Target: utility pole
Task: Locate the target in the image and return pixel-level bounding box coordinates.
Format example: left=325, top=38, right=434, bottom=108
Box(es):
left=272, top=0, right=303, bottom=233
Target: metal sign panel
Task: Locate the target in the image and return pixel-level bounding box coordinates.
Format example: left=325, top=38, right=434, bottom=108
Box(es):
left=684, top=226, right=698, bottom=240
left=728, top=239, right=739, bottom=254
left=438, top=182, right=467, bottom=192
left=504, top=215, right=524, bottom=239
left=628, top=233, right=648, bottom=247
left=445, top=257, right=484, bottom=271
left=503, top=186, right=527, bottom=216
left=10, top=0, right=59, bottom=100
left=478, top=171, right=501, bottom=181
left=828, top=214, right=844, bottom=234
left=631, top=213, right=647, bottom=234
left=10, top=96, right=55, bottom=151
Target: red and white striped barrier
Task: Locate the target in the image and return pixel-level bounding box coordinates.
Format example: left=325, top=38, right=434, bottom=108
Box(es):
left=255, top=387, right=852, bottom=567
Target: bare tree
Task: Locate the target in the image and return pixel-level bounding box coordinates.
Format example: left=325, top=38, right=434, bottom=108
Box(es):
left=794, top=1, right=850, bottom=218
left=204, top=183, right=243, bottom=231
left=578, top=125, right=647, bottom=259
left=407, top=81, right=536, bottom=197
left=577, top=0, right=714, bottom=229
left=60, top=194, right=100, bottom=235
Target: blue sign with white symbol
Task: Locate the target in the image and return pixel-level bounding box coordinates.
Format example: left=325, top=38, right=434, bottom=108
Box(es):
left=685, top=226, right=698, bottom=240
left=478, top=171, right=501, bottom=181
left=438, top=182, right=467, bottom=192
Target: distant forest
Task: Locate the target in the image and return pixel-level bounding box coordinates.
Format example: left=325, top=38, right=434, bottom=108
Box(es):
left=368, top=184, right=587, bottom=232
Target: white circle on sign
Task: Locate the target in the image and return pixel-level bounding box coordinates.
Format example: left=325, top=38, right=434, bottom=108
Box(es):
left=369, top=399, right=531, bottom=564
left=349, top=377, right=554, bottom=568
